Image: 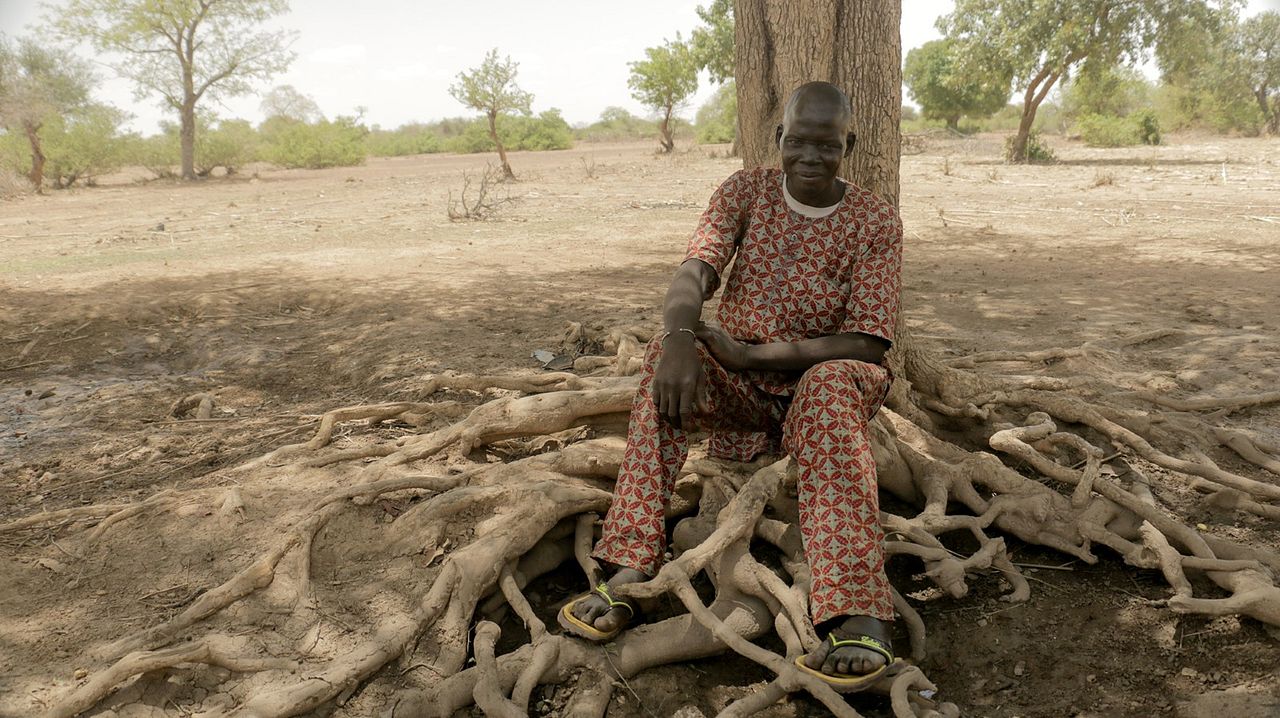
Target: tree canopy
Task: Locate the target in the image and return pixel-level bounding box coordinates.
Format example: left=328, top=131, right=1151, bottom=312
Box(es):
left=628, top=37, right=698, bottom=152
left=690, top=0, right=734, bottom=85
left=53, top=0, right=295, bottom=179
left=260, top=84, right=323, bottom=123
left=449, top=48, right=534, bottom=178
left=903, top=39, right=1010, bottom=129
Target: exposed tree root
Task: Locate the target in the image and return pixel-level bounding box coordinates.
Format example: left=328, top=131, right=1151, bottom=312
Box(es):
left=171, top=392, right=216, bottom=420
left=23, top=327, right=1280, bottom=718
left=48, top=637, right=296, bottom=718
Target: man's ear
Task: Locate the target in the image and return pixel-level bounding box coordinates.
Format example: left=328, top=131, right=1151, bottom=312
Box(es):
left=843, top=132, right=857, bottom=157
left=774, top=124, right=784, bottom=149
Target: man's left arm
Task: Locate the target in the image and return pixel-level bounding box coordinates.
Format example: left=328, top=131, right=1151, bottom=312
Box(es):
left=697, top=211, right=903, bottom=372
left=696, top=325, right=890, bottom=371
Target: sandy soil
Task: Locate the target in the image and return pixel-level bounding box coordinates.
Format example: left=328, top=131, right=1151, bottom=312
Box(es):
left=1, top=135, right=1278, bottom=718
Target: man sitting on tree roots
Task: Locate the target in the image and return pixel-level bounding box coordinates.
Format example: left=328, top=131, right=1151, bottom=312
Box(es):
left=559, top=81, right=904, bottom=688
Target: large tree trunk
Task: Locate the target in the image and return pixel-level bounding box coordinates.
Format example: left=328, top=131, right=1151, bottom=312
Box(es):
left=180, top=101, right=197, bottom=181
left=488, top=111, right=515, bottom=180
left=22, top=120, right=45, bottom=192
left=735, top=0, right=902, bottom=206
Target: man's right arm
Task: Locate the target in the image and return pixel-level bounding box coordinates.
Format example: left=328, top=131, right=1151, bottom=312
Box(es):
left=651, top=259, right=717, bottom=429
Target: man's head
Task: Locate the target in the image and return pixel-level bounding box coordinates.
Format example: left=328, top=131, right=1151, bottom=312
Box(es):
left=774, top=82, right=855, bottom=200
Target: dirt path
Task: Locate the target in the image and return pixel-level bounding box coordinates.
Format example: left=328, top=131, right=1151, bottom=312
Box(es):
left=1, top=136, right=1278, bottom=717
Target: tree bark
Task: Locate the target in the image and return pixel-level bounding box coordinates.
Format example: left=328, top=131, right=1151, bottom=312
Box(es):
left=180, top=98, right=198, bottom=180
left=22, top=120, right=45, bottom=192
left=735, top=0, right=902, bottom=205
left=488, top=111, right=515, bottom=180
left=1257, top=87, right=1279, bottom=136
left=659, top=106, right=675, bottom=153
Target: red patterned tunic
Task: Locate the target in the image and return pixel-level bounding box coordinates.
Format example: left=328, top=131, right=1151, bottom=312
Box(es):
left=685, top=166, right=903, bottom=460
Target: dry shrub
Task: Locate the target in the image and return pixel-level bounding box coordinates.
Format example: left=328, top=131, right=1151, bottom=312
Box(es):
left=0, top=170, right=33, bottom=198
left=446, top=164, right=513, bottom=221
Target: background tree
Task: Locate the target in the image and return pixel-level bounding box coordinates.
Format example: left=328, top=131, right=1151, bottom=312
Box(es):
left=1060, top=65, right=1152, bottom=119
left=54, top=0, right=295, bottom=180
left=690, top=0, right=734, bottom=84
left=904, top=38, right=1010, bottom=130
left=0, top=34, right=93, bottom=190
left=628, top=37, right=698, bottom=153
left=1237, top=11, right=1280, bottom=135
left=260, top=84, right=323, bottom=123
left=449, top=48, right=533, bottom=180
left=941, top=0, right=1232, bottom=162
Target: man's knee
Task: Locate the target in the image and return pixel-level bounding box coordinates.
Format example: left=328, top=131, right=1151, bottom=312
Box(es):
left=794, top=360, right=888, bottom=407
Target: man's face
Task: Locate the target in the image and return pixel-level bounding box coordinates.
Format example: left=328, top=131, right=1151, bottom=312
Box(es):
left=777, top=102, right=849, bottom=196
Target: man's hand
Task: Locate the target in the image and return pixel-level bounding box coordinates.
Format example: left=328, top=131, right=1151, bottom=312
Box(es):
left=694, top=322, right=751, bottom=372
left=651, top=333, right=708, bottom=430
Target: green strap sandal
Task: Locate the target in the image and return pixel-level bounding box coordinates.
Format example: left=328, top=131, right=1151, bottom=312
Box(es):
left=558, top=581, right=637, bottom=642
left=793, top=632, right=900, bottom=692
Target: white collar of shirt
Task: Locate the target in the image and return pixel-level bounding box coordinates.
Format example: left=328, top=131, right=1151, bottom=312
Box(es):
left=782, top=174, right=843, bottom=219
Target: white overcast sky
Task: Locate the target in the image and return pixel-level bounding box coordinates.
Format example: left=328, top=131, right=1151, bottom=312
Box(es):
left=2, top=0, right=1278, bottom=135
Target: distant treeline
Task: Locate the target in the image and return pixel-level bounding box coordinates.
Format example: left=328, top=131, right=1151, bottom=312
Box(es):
left=0, top=101, right=729, bottom=187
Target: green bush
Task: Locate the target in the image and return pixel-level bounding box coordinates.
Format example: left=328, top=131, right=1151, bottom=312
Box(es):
left=1061, top=67, right=1152, bottom=121
left=0, top=129, right=31, bottom=177
left=1153, top=83, right=1263, bottom=136
left=1078, top=114, right=1141, bottom=147
left=443, top=121, right=498, bottom=154
left=1005, top=130, right=1056, bottom=162
left=695, top=82, right=736, bottom=144
left=1131, top=109, right=1161, bottom=146
left=442, top=111, right=574, bottom=154
left=1076, top=111, right=1161, bottom=148
left=0, top=104, right=129, bottom=188
left=366, top=123, right=443, bottom=157
left=265, top=117, right=367, bottom=169
left=124, top=132, right=179, bottom=178
left=42, top=105, right=130, bottom=187
left=502, top=109, right=574, bottom=151
left=197, top=119, right=260, bottom=175
left=577, top=107, right=645, bottom=141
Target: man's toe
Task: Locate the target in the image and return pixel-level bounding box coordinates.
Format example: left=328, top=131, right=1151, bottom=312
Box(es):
left=594, top=606, right=625, bottom=632
left=802, top=643, right=826, bottom=670
left=820, top=652, right=842, bottom=677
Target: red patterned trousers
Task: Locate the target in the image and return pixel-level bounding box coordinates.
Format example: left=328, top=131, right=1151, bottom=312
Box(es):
left=592, top=338, right=895, bottom=624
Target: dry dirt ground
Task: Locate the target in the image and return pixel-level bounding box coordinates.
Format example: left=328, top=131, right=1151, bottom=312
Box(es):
left=1, top=135, right=1278, bottom=718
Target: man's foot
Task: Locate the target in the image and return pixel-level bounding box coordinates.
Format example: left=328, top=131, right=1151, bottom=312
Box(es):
left=802, top=614, right=892, bottom=677
left=568, top=567, right=645, bottom=634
